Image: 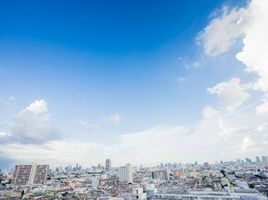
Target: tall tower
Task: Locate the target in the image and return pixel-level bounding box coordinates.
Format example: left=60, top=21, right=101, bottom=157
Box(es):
left=105, top=158, right=111, bottom=171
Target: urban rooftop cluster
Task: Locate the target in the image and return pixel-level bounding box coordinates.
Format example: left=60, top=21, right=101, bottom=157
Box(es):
left=0, top=156, right=268, bottom=199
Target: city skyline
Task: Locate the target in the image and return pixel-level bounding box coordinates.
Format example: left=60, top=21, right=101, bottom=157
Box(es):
left=1, top=0, right=268, bottom=168
left=2, top=156, right=268, bottom=199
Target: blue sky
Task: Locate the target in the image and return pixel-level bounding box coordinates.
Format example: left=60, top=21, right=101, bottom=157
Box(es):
left=1, top=0, right=268, bottom=168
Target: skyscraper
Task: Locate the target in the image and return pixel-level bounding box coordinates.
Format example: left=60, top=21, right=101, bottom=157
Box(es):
left=105, top=159, right=111, bottom=171
left=12, top=164, right=49, bottom=186
left=118, top=164, right=133, bottom=183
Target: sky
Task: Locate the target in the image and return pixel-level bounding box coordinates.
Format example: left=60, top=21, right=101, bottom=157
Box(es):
left=0, top=0, right=268, bottom=169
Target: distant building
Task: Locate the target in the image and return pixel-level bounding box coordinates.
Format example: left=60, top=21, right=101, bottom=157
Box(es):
left=105, top=159, right=111, bottom=171
left=203, top=162, right=210, bottom=168
left=146, top=183, right=157, bottom=199
left=152, top=170, right=170, bottom=181
left=118, top=164, right=133, bottom=183
left=256, top=156, right=261, bottom=163
left=12, top=164, right=49, bottom=186
left=262, top=156, right=268, bottom=162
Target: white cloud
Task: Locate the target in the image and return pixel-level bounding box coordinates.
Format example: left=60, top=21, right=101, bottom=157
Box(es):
left=208, top=78, right=250, bottom=112
left=197, top=0, right=268, bottom=158
left=79, top=120, right=100, bottom=131
left=79, top=113, right=121, bottom=131
left=177, top=77, right=187, bottom=83
left=0, top=140, right=105, bottom=167
left=1, top=101, right=268, bottom=166
left=202, top=105, right=219, bottom=118
left=256, top=122, right=268, bottom=132
left=200, top=0, right=268, bottom=114
left=25, top=99, right=48, bottom=115
left=112, top=104, right=268, bottom=165
left=114, top=102, right=267, bottom=164
left=113, top=125, right=191, bottom=165
left=178, top=57, right=201, bottom=70
left=102, top=113, right=121, bottom=124
left=256, top=94, right=268, bottom=115
left=1, top=97, right=266, bottom=166
left=12, top=100, right=60, bottom=144
left=241, top=136, right=254, bottom=153
left=0, top=132, right=11, bottom=143
left=198, top=5, right=248, bottom=56
left=236, top=0, right=268, bottom=92
left=0, top=96, right=15, bottom=106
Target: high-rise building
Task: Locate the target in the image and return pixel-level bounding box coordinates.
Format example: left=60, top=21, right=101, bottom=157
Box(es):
left=152, top=170, right=170, bottom=181
left=33, top=165, right=49, bottom=185
left=105, top=159, right=111, bottom=171
left=12, top=164, right=49, bottom=186
left=118, top=164, right=133, bottom=183
left=256, top=156, right=261, bottom=163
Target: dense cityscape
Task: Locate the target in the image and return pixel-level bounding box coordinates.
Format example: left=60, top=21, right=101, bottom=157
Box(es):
left=0, top=156, right=268, bottom=199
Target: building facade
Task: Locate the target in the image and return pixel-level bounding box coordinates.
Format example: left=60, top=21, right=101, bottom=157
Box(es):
left=118, top=164, right=133, bottom=183
left=12, top=164, right=49, bottom=186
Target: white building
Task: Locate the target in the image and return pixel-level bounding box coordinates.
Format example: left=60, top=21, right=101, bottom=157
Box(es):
left=146, top=183, right=157, bottom=199
left=153, top=189, right=267, bottom=200
left=133, top=187, right=147, bottom=200
left=118, top=164, right=133, bottom=183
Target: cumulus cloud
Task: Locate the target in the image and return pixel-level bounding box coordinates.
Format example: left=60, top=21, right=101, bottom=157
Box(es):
left=12, top=100, right=60, bottom=144
left=207, top=78, right=250, bottom=112
left=200, top=0, right=268, bottom=114
left=198, top=5, right=248, bottom=56
left=25, top=99, right=48, bottom=114
left=236, top=0, right=268, bottom=92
